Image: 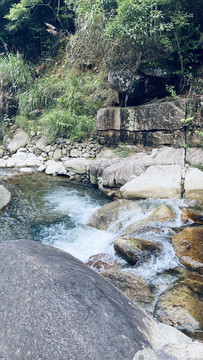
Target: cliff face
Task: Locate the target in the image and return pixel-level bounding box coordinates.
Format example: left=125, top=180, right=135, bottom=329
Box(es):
left=96, top=97, right=203, bottom=148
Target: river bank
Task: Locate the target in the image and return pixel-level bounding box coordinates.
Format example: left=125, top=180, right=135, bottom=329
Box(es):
left=0, top=129, right=203, bottom=203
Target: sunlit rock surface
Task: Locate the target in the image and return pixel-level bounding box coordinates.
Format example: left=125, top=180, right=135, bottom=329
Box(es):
left=172, top=227, right=203, bottom=272
left=120, top=165, right=182, bottom=199
left=154, top=272, right=203, bottom=340
left=181, top=209, right=203, bottom=225
left=114, top=236, right=161, bottom=266
left=102, top=269, right=154, bottom=307
left=0, top=239, right=202, bottom=360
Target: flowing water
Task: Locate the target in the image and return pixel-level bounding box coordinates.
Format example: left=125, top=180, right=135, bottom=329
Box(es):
left=0, top=174, right=113, bottom=262
left=0, top=173, right=202, bottom=340
left=0, top=173, right=184, bottom=290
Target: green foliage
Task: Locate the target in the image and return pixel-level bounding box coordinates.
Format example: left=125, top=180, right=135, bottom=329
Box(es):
left=180, top=116, right=194, bottom=127
left=5, top=0, right=43, bottom=26
left=0, top=53, right=32, bottom=90
left=0, top=53, right=33, bottom=130
left=165, top=84, right=177, bottom=99
left=41, top=109, right=95, bottom=142
left=17, top=69, right=108, bottom=141
left=2, top=0, right=74, bottom=60
left=106, top=0, right=163, bottom=53
left=18, top=75, right=64, bottom=115
left=195, top=130, right=203, bottom=148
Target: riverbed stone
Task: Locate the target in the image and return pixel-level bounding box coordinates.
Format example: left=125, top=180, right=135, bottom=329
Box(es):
left=0, top=159, right=8, bottom=167
left=120, top=165, right=182, bottom=199
left=172, top=227, right=203, bottom=272
left=114, top=236, right=161, bottom=266
left=86, top=253, right=120, bottom=271
left=19, top=167, right=33, bottom=174
left=0, top=185, right=12, bottom=210
left=184, top=167, right=203, bottom=203
left=181, top=209, right=203, bottom=225
left=87, top=200, right=144, bottom=231
left=125, top=204, right=176, bottom=236
left=37, top=164, right=46, bottom=173
left=154, top=279, right=203, bottom=337
left=3, top=130, right=29, bottom=154
left=102, top=269, right=154, bottom=307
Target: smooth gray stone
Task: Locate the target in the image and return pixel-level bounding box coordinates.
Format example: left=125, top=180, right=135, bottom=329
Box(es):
left=0, top=240, right=150, bottom=360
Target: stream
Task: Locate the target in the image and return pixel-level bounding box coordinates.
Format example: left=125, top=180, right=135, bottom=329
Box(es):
left=0, top=173, right=202, bottom=340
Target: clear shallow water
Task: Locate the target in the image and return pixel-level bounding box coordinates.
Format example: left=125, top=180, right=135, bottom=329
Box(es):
left=1, top=173, right=183, bottom=276
left=0, top=174, right=113, bottom=262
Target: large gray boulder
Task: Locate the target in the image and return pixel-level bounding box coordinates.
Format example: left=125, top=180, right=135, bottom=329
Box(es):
left=0, top=185, right=12, bottom=210
left=64, top=158, right=90, bottom=175
left=0, top=240, right=149, bottom=360
left=90, top=147, right=184, bottom=189
left=3, top=130, right=29, bottom=154
left=120, top=165, right=182, bottom=199
left=0, top=240, right=202, bottom=360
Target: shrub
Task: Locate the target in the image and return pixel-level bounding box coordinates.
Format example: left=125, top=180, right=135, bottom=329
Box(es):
left=0, top=53, right=32, bottom=91
left=17, top=68, right=108, bottom=141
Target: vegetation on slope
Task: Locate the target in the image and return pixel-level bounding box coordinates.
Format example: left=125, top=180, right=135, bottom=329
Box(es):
left=0, top=0, right=202, bottom=141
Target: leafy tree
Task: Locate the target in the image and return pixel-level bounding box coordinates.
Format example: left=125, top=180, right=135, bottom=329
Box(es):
left=3, top=0, right=74, bottom=60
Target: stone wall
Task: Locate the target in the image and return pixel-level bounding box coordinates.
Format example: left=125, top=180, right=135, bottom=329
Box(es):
left=96, top=97, right=203, bottom=147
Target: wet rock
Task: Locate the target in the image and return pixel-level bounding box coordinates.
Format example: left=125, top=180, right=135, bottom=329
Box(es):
left=184, top=167, right=203, bottom=204
left=125, top=204, right=176, bottom=236
left=0, top=185, right=12, bottom=210
left=181, top=209, right=203, bottom=225
left=172, top=227, right=203, bottom=272
left=114, top=236, right=161, bottom=266
left=147, top=204, right=176, bottom=222
left=87, top=200, right=143, bottom=231
left=154, top=279, right=203, bottom=338
left=86, top=253, right=120, bottom=271
left=120, top=165, right=182, bottom=199
left=19, top=167, right=33, bottom=174
left=3, top=130, right=29, bottom=154
left=102, top=269, right=154, bottom=306
left=37, top=164, right=46, bottom=173
left=0, top=159, right=7, bottom=167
